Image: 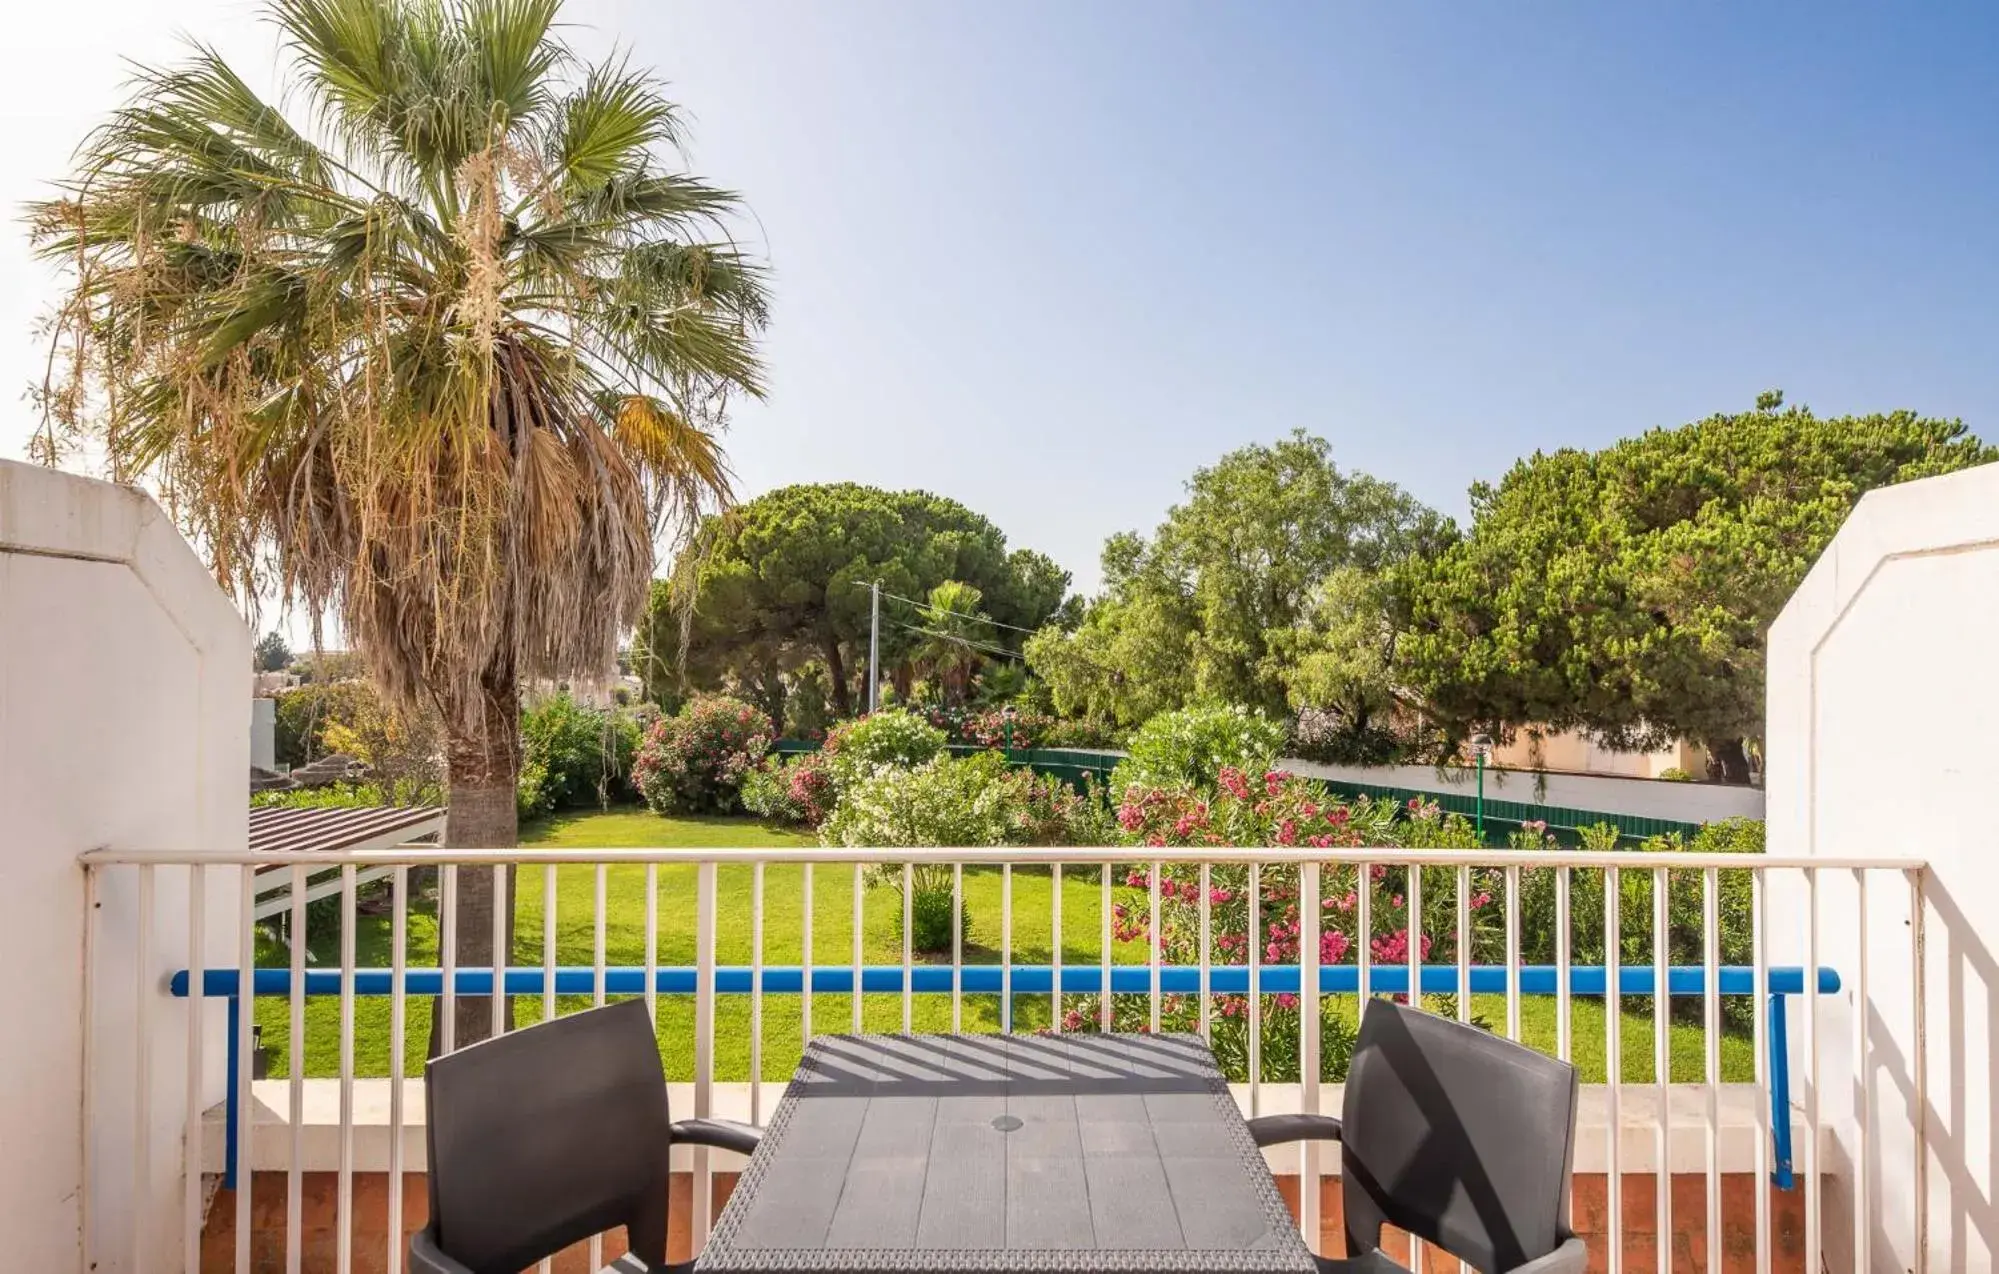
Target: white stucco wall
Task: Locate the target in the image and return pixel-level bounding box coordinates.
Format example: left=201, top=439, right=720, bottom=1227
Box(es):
left=1284, top=758, right=1765, bottom=825
left=0, top=461, right=248, bottom=1274
left=1765, top=460, right=1999, bottom=1274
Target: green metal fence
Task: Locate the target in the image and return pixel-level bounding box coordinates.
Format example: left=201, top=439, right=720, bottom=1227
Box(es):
left=770, top=740, right=1711, bottom=844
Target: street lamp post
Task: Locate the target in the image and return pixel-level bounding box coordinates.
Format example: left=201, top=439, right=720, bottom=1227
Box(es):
left=1470, top=733, right=1494, bottom=842
left=1002, top=705, right=1018, bottom=763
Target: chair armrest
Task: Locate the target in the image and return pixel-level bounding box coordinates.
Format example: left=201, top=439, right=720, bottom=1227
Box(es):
left=1509, top=1236, right=1587, bottom=1274
left=408, top=1225, right=474, bottom=1274
left=1244, top=1113, right=1343, bottom=1147
left=670, top=1118, right=763, bottom=1155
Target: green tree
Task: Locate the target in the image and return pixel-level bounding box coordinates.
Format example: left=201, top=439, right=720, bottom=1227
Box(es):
left=1401, top=395, right=1995, bottom=781
left=1028, top=431, right=1447, bottom=724
left=1266, top=567, right=1422, bottom=762
left=1025, top=590, right=1195, bottom=728
left=254, top=631, right=293, bottom=673
left=32, top=0, right=768, bottom=1045
left=636, top=484, right=1071, bottom=718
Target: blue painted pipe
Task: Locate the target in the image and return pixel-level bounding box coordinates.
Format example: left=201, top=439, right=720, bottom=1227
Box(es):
left=170, top=962, right=1838, bottom=998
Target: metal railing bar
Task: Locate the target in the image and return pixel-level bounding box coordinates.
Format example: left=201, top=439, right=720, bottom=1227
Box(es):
left=338, top=867, right=357, bottom=1274
left=80, top=845, right=1929, bottom=870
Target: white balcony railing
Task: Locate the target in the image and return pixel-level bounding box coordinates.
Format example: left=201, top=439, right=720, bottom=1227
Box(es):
left=78, top=844, right=1929, bottom=1274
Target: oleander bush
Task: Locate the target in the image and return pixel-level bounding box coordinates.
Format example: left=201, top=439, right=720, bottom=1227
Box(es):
left=822, top=709, right=948, bottom=786
left=632, top=695, right=774, bottom=815
left=739, top=751, right=838, bottom=827
left=1110, top=703, right=1286, bottom=795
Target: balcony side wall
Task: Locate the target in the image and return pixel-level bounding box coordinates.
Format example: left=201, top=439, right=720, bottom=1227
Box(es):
left=1766, top=459, right=1999, bottom=1274
left=0, top=460, right=249, bottom=1273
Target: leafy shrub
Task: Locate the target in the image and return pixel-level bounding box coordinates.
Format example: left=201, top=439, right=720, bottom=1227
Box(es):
left=909, top=887, right=965, bottom=954
left=1657, top=767, right=1694, bottom=782
left=518, top=692, right=642, bottom=819
left=1007, top=771, right=1116, bottom=846
left=924, top=706, right=1036, bottom=750
left=823, top=751, right=1047, bottom=950
left=740, top=752, right=838, bottom=827
left=632, top=695, right=775, bottom=815
left=823, top=709, right=947, bottom=784
left=1035, top=717, right=1123, bottom=750
left=273, top=683, right=440, bottom=803
left=821, top=751, right=1018, bottom=849
left=272, top=681, right=378, bottom=767
left=252, top=782, right=407, bottom=809
left=1110, top=703, right=1286, bottom=794
left=917, top=706, right=1122, bottom=753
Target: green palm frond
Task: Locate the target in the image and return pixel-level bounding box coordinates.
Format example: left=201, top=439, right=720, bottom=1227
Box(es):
left=31, top=0, right=767, bottom=728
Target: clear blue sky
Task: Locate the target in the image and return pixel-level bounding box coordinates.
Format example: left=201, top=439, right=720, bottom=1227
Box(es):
left=6, top=1, right=1997, bottom=599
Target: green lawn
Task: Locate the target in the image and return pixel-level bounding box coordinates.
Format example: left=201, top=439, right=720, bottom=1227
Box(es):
left=256, top=809, right=1755, bottom=1084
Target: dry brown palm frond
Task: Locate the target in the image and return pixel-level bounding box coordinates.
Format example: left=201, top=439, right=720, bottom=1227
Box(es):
left=29, top=0, right=766, bottom=744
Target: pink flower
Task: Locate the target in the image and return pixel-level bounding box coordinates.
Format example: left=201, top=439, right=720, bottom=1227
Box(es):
left=1472, top=891, right=1492, bottom=909
left=1391, top=894, right=1404, bottom=909
left=1321, top=930, right=1351, bottom=962
left=1274, top=993, right=1299, bottom=1010
left=1218, top=767, right=1251, bottom=799
left=1264, top=770, right=1285, bottom=796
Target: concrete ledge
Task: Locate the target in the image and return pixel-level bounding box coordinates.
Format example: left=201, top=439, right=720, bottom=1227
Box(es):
left=205, top=1080, right=1814, bottom=1176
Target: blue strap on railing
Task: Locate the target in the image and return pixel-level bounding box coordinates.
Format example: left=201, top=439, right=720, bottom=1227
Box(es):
left=172, top=963, right=1835, bottom=998
left=185, top=963, right=1832, bottom=1191
left=224, top=997, right=239, bottom=1191
left=1769, top=992, right=1795, bottom=1189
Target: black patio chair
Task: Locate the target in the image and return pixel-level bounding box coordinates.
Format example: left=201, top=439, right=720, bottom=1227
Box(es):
left=410, top=998, right=761, bottom=1274
left=1245, top=999, right=1585, bottom=1274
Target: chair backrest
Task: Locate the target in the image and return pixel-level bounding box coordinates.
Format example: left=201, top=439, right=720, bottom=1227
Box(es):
left=1340, top=999, right=1578, bottom=1272
left=424, top=999, right=671, bottom=1273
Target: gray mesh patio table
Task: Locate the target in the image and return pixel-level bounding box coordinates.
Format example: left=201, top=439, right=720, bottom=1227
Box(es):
left=697, top=1033, right=1317, bottom=1274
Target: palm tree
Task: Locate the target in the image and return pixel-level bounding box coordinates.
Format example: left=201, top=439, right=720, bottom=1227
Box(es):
left=916, top=581, right=988, bottom=706
left=30, top=0, right=768, bottom=1045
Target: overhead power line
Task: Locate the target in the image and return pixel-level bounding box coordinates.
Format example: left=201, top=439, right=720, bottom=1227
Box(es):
left=876, top=588, right=1046, bottom=637
left=889, top=619, right=1030, bottom=663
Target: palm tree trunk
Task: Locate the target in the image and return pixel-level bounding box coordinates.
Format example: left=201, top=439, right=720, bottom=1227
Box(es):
left=429, top=674, right=520, bottom=1054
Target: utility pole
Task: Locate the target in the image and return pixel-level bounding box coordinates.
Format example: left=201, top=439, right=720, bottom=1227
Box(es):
left=867, top=579, right=881, bottom=712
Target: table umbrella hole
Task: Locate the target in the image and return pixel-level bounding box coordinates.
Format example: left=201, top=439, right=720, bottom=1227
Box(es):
left=990, top=1115, right=1024, bottom=1132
